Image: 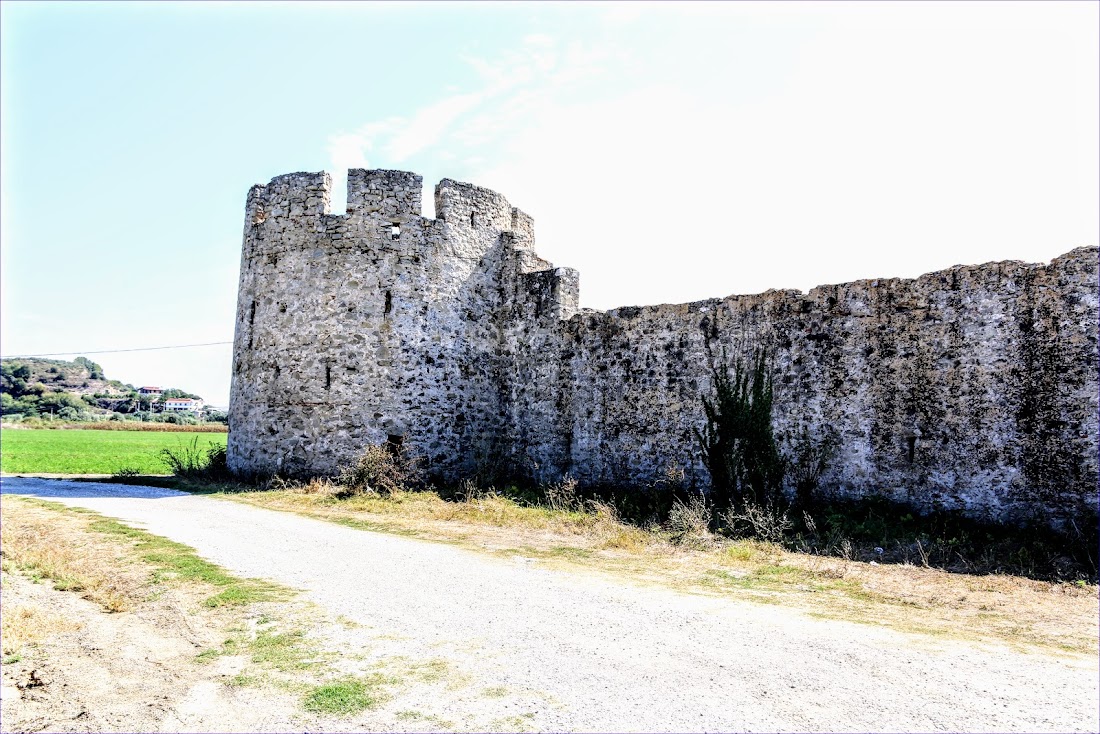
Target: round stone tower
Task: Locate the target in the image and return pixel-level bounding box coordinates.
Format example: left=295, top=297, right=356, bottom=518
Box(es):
left=227, top=168, right=577, bottom=479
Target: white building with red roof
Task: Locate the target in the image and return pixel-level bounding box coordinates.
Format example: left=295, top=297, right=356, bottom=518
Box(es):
left=163, top=398, right=203, bottom=412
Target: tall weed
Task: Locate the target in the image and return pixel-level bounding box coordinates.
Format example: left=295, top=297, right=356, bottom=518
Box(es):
left=160, top=437, right=231, bottom=481
left=666, top=493, right=713, bottom=548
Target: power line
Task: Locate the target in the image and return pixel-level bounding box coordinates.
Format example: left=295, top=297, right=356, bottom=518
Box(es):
left=2, top=342, right=233, bottom=358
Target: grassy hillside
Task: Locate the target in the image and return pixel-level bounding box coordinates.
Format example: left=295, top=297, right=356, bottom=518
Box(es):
left=1, top=357, right=129, bottom=397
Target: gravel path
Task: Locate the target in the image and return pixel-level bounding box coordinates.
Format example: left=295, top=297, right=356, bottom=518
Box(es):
left=2, top=477, right=1096, bottom=733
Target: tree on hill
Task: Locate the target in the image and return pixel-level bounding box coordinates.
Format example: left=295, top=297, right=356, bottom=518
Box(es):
left=160, top=388, right=202, bottom=400
left=0, top=363, right=32, bottom=381
left=73, top=356, right=105, bottom=380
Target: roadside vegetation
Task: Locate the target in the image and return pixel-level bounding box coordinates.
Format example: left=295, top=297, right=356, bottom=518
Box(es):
left=0, top=495, right=291, bottom=685
left=226, top=477, right=1098, bottom=656
left=1, top=497, right=285, bottom=613
left=9, top=346, right=1095, bottom=660
left=1, top=498, right=373, bottom=716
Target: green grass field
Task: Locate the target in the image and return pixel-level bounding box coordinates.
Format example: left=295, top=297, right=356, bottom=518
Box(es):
left=0, top=429, right=228, bottom=475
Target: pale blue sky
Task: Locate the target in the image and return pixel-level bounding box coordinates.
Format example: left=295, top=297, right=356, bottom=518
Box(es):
left=2, top=1, right=1097, bottom=406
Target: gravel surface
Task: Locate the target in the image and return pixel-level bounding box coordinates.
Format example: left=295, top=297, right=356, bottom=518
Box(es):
left=2, top=477, right=1097, bottom=733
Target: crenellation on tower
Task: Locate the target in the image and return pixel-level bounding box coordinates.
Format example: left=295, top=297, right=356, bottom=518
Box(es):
left=346, top=169, right=422, bottom=220
left=519, top=267, right=580, bottom=322
left=509, top=207, right=536, bottom=246
left=435, top=178, right=513, bottom=231
left=228, top=168, right=1099, bottom=527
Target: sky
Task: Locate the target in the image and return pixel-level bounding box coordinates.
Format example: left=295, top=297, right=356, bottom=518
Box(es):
left=1, top=1, right=1096, bottom=407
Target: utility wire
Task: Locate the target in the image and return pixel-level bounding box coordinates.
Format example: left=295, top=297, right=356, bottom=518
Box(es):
left=3, top=342, right=233, bottom=358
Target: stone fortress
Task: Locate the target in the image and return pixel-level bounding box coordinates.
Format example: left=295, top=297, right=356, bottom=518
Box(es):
left=228, top=169, right=1098, bottom=526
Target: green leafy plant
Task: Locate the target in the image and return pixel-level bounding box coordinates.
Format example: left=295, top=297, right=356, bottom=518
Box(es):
left=695, top=348, right=784, bottom=514
left=160, top=437, right=231, bottom=481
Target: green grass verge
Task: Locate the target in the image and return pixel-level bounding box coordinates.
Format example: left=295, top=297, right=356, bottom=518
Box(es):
left=87, top=516, right=284, bottom=607
left=18, top=497, right=285, bottom=608
left=0, top=428, right=227, bottom=474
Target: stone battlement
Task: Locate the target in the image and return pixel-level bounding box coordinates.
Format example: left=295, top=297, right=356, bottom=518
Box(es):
left=229, top=169, right=1099, bottom=527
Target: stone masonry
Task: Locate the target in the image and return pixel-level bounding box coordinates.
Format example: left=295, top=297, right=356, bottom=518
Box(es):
left=228, top=170, right=1099, bottom=526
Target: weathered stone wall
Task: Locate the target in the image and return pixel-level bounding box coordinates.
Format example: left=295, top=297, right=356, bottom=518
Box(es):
left=229, top=169, right=1098, bottom=526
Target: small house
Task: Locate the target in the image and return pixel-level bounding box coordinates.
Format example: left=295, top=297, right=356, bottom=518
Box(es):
left=163, top=398, right=203, bottom=412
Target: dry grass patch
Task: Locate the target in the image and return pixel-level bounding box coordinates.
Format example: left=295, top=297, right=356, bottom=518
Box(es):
left=251, top=486, right=658, bottom=551
left=2, top=496, right=287, bottom=610
left=695, top=542, right=1099, bottom=653
left=1, top=605, right=82, bottom=659
left=0, top=497, right=146, bottom=612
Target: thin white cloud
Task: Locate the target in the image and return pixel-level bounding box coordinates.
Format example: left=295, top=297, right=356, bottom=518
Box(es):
left=384, top=91, right=489, bottom=162
left=325, top=33, right=614, bottom=185
left=328, top=132, right=370, bottom=171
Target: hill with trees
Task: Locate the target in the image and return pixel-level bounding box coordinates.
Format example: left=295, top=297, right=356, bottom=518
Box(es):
left=0, top=357, right=224, bottom=425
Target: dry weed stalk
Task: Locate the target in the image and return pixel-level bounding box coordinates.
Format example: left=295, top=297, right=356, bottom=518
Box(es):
left=543, top=475, right=580, bottom=512
left=337, top=444, right=421, bottom=497
left=722, top=502, right=793, bottom=544
left=667, top=493, right=714, bottom=548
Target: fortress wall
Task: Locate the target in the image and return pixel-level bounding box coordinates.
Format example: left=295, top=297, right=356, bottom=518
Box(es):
left=537, top=248, right=1098, bottom=523
left=230, top=169, right=1098, bottom=525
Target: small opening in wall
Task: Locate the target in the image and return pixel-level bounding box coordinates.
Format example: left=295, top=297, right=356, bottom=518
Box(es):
left=906, top=435, right=916, bottom=464
left=384, top=290, right=392, bottom=316
left=324, top=364, right=332, bottom=390
left=328, top=170, right=348, bottom=215
left=470, top=211, right=476, bottom=227
left=390, top=223, right=401, bottom=240
left=249, top=300, right=257, bottom=326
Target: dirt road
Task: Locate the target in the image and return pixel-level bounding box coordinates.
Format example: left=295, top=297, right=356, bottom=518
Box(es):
left=2, top=477, right=1096, bottom=732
